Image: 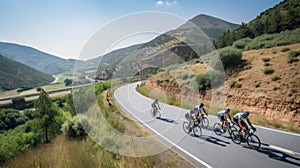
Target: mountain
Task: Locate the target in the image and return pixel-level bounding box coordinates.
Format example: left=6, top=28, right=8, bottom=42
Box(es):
left=85, top=43, right=144, bottom=72
left=0, top=54, right=54, bottom=91
left=215, top=0, right=300, bottom=48
left=88, top=14, right=239, bottom=78
left=0, top=42, right=79, bottom=75
left=180, top=14, right=239, bottom=40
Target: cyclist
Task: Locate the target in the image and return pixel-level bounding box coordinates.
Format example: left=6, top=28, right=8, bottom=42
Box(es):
left=195, top=103, right=208, bottom=116
left=185, top=106, right=199, bottom=132
left=151, top=98, right=161, bottom=115
left=233, top=110, right=256, bottom=135
left=217, top=107, right=232, bottom=132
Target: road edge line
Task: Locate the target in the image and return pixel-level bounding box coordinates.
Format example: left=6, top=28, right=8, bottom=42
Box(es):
left=114, top=87, right=213, bottom=168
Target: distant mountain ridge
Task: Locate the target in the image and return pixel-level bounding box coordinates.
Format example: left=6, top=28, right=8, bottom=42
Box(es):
left=180, top=14, right=239, bottom=40
left=0, top=54, right=54, bottom=91
left=0, top=42, right=78, bottom=75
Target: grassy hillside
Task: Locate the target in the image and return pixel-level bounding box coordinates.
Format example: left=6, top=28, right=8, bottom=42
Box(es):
left=0, top=42, right=81, bottom=75
left=0, top=54, right=54, bottom=91
left=215, top=0, right=300, bottom=48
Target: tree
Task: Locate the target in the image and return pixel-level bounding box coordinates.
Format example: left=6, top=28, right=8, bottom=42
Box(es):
left=65, top=93, right=76, bottom=116
left=64, top=79, right=73, bottom=86
left=12, top=97, right=27, bottom=110
left=33, top=89, right=58, bottom=142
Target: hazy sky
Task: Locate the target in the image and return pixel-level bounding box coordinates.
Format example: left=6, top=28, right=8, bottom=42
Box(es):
left=0, top=0, right=282, bottom=60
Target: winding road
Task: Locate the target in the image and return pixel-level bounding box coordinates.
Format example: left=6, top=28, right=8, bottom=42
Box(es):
left=114, top=82, right=300, bottom=168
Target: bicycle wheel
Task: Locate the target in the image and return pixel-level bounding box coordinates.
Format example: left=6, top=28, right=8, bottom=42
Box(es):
left=228, top=126, right=237, bottom=138
left=230, top=130, right=242, bottom=144
left=201, top=117, right=209, bottom=128
left=213, top=123, right=223, bottom=135
left=183, top=121, right=190, bottom=134
left=193, top=125, right=202, bottom=137
left=150, top=109, right=155, bottom=117
left=247, top=134, right=261, bottom=150
left=156, top=110, right=161, bottom=118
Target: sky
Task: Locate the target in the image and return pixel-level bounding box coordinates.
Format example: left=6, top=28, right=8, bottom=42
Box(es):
left=0, top=0, right=283, bottom=60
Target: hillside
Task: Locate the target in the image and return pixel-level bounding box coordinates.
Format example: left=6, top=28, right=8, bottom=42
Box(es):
left=96, top=14, right=238, bottom=79
left=138, top=43, right=300, bottom=131
left=0, top=54, right=54, bottom=91
left=215, top=0, right=300, bottom=48
left=0, top=42, right=81, bottom=75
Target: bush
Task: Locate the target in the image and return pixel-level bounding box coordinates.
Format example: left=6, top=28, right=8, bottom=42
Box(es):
left=12, top=97, right=27, bottom=110
left=254, top=82, right=260, bottom=88
left=61, top=116, right=90, bottom=138
left=212, top=46, right=242, bottom=70
left=271, top=76, right=281, bottom=81
left=263, top=68, right=275, bottom=75
left=281, top=47, right=291, bottom=52
left=195, top=73, right=210, bottom=91
left=287, top=51, right=300, bottom=64
left=232, top=37, right=252, bottom=49
left=262, top=58, right=270, bottom=62
left=230, top=81, right=242, bottom=88
left=264, top=63, right=271, bottom=66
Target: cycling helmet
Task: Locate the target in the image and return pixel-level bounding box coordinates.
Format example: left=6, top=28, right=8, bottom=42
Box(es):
left=225, top=107, right=230, bottom=113
left=243, top=110, right=249, bottom=116
left=199, top=103, right=204, bottom=108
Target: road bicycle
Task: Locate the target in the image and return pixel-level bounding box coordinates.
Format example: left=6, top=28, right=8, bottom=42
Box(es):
left=230, top=127, right=261, bottom=150
left=183, top=119, right=202, bottom=137
left=150, top=107, right=161, bottom=118
left=197, top=114, right=209, bottom=128
left=213, top=119, right=237, bottom=138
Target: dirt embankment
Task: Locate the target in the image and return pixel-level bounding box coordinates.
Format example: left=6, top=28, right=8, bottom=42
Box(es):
left=143, top=43, right=300, bottom=129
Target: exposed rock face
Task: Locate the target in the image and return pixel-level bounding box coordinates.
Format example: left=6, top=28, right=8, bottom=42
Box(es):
left=226, top=91, right=300, bottom=127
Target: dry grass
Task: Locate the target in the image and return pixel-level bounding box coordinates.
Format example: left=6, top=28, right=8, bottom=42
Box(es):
left=3, top=87, right=193, bottom=168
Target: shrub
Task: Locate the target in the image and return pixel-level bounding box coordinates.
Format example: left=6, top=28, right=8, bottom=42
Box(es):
left=262, top=58, right=270, bottom=62
left=263, top=68, right=275, bottom=75
left=281, top=47, right=291, bottom=52
left=289, top=51, right=300, bottom=58
left=287, top=50, right=300, bottom=63
left=271, top=76, right=281, bottom=81
left=195, top=73, right=210, bottom=91
left=264, top=63, right=271, bottom=66
left=230, top=81, right=242, bottom=88
left=254, top=82, right=260, bottom=88
left=232, top=37, right=253, bottom=49
left=61, top=116, right=90, bottom=138
left=211, top=46, right=242, bottom=70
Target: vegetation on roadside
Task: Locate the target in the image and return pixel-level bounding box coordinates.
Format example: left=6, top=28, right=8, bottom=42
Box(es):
left=215, top=0, right=300, bottom=48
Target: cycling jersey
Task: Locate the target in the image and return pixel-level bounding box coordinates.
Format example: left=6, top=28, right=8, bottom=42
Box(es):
left=217, top=110, right=228, bottom=117
left=233, top=113, right=249, bottom=120
left=151, top=99, right=159, bottom=108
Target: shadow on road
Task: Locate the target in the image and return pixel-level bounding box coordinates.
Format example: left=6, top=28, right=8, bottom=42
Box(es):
left=156, top=117, right=178, bottom=124
left=242, top=144, right=300, bottom=167
left=259, top=147, right=300, bottom=167
left=197, top=135, right=230, bottom=147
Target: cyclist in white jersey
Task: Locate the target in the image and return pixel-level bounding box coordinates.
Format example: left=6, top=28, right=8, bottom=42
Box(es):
left=217, top=107, right=232, bottom=132
left=233, top=110, right=256, bottom=134
left=151, top=98, right=161, bottom=113
left=185, top=103, right=207, bottom=132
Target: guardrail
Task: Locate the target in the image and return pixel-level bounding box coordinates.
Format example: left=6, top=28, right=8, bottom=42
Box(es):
left=0, top=83, right=92, bottom=101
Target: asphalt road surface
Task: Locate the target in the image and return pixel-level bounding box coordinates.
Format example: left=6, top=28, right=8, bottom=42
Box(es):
left=114, top=82, right=300, bottom=168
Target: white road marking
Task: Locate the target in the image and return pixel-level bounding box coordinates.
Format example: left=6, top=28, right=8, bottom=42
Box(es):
left=269, top=145, right=299, bottom=155
left=114, top=89, right=212, bottom=168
